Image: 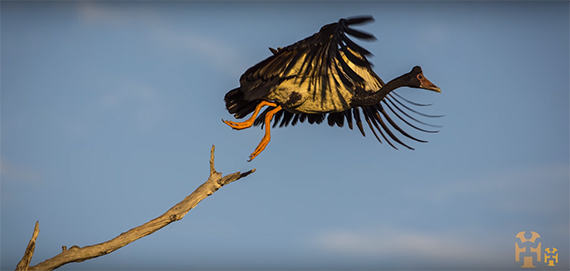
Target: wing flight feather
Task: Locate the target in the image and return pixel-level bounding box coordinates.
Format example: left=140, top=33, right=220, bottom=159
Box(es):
left=240, top=16, right=382, bottom=102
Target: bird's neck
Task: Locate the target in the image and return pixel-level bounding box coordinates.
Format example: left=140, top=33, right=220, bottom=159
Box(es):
left=351, top=73, right=409, bottom=106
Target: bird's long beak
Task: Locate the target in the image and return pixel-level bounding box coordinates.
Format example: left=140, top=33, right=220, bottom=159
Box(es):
left=419, top=75, right=441, bottom=93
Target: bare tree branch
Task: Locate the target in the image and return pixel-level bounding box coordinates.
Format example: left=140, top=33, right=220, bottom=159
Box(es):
left=15, top=145, right=255, bottom=271
left=15, top=221, right=39, bottom=271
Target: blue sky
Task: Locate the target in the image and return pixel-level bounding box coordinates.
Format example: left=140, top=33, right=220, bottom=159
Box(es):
left=1, top=1, right=568, bottom=270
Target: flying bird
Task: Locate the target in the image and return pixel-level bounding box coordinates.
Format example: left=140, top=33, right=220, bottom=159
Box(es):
left=223, top=16, right=441, bottom=161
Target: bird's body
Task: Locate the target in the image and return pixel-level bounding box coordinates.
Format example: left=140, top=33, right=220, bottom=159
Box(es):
left=224, top=16, right=441, bottom=161
left=263, top=53, right=384, bottom=114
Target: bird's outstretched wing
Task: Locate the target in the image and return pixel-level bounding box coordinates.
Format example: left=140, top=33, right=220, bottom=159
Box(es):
left=239, top=16, right=384, bottom=102
left=255, top=92, right=443, bottom=150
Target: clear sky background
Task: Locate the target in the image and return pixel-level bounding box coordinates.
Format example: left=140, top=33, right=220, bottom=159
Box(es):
left=2, top=1, right=568, bottom=270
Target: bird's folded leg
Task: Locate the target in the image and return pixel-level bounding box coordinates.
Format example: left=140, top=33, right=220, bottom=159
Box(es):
left=223, top=100, right=278, bottom=130
left=248, top=105, right=282, bottom=162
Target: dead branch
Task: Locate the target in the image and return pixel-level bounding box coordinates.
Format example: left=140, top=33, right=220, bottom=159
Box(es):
left=15, top=221, right=39, bottom=271
left=15, top=145, right=255, bottom=271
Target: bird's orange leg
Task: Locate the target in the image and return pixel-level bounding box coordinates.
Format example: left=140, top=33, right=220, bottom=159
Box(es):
left=223, top=100, right=279, bottom=130
left=248, top=105, right=282, bottom=162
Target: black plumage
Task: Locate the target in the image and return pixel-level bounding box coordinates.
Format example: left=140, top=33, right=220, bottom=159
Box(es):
left=223, top=16, right=442, bottom=161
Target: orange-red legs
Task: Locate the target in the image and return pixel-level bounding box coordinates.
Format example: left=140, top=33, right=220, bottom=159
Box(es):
left=223, top=100, right=278, bottom=130
left=248, top=105, right=281, bottom=161
left=222, top=100, right=282, bottom=161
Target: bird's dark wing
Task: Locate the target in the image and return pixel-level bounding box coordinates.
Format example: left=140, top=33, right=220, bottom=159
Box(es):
left=254, top=92, right=443, bottom=150
left=354, top=95, right=443, bottom=150
left=239, top=16, right=384, bottom=102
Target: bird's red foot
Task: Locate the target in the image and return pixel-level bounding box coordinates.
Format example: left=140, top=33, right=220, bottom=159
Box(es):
left=247, top=136, right=271, bottom=162
left=222, top=119, right=254, bottom=130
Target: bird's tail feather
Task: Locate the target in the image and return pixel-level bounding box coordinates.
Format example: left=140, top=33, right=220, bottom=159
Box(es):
left=224, top=88, right=257, bottom=119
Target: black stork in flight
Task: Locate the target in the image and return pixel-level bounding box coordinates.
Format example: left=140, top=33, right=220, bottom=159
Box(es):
left=224, top=16, right=441, bottom=161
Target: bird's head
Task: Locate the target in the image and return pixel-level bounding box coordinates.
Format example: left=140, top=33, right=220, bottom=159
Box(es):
left=407, top=66, right=441, bottom=93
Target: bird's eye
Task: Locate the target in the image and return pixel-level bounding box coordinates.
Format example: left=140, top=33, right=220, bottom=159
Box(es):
left=418, top=74, right=423, bottom=79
